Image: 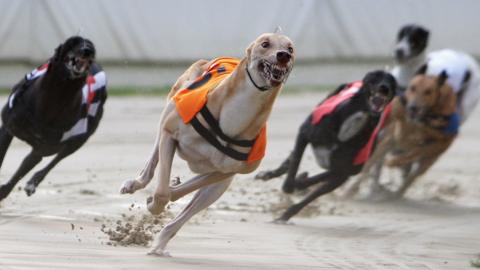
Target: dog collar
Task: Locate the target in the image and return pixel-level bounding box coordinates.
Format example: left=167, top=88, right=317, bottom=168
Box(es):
left=246, top=66, right=271, bottom=92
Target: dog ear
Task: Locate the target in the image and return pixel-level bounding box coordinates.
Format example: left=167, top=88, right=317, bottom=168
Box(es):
left=52, top=44, right=63, bottom=62
left=434, top=83, right=457, bottom=115
left=416, top=64, right=428, bottom=75
left=419, top=27, right=430, bottom=41
left=437, top=70, right=448, bottom=87
left=245, top=42, right=255, bottom=59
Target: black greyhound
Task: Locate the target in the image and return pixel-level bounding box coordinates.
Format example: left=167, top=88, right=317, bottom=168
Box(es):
left=0, top=36, right=107, bottom=201
left=255, top=70, right=396, bottom=222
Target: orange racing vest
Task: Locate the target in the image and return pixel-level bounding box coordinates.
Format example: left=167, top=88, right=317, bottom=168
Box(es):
left=172, top=57, right=267, bottom=164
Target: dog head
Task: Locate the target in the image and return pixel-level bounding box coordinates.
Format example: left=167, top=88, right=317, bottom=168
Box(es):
left=404, top=67, right=456, bottom=121
left=245, top=33, right=295, bottom=89
left=361, top=70, right=396, bottom=114
left=52, top=36, right=96, bottom=79
left=394, top=24, right=429, bottom=63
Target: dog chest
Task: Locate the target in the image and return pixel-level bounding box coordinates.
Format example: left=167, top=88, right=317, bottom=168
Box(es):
left=337, top=111, right=369, bottom=142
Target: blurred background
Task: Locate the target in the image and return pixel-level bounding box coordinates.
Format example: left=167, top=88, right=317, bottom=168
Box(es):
left=0, top=0, right=479, bottom=91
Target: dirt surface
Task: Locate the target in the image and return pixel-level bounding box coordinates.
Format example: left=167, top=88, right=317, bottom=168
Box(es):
left=1, top=94, right=480, bottom=270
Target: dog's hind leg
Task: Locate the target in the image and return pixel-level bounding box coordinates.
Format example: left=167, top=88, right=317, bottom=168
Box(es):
left=24, top=140, right=86, bottom=196
left=294, top=171, right=332, bottom=190
left=276, top=173, right=348, bottom=222
left=169, top=172, right=235, bottom=201
left=0, top=126, right=13, bottom=170
left=149, top=176, right=234, bottom=256
left=254, top=154, right=291, bottom=181
left=147, top=133, right=176, bottom=215
left=282, top=134, right=309, bottom=194
left=0, top=151, right=42, bottom=201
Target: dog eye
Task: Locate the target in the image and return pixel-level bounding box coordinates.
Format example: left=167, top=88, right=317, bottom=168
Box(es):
left=410, top=86, right=416, bottom=93
left=288, top=47, right=294, bottom=53
left=261, top=41, right=270, bottom=48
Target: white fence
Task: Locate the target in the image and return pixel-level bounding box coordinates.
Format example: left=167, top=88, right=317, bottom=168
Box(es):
left=0, top=0, right=479, bottom=86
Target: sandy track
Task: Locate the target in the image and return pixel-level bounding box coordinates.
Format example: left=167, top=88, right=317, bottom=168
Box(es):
left=0, top=93, right=479, bottom=270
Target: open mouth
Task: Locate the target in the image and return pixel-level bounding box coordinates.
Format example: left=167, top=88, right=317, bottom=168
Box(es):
left=258, top=60, right=290, bottom=86
left=368, top=95, right=390, bottom=113
left=66, top=56, right=91, bottom=77
left=406, top=108, right=426, bottom=121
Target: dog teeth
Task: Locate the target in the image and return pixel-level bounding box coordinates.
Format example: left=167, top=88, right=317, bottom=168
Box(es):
left=260, top=60, right=290, bottom=82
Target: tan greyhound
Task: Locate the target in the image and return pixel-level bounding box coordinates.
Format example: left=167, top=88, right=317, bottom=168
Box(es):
left=120, top=33, right=295, bottom=255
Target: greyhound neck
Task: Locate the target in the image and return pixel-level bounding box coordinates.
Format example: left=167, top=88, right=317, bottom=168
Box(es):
left=393, top=52, right=427, bottom=88
left=34, top=65, right=85, bottom=126
left=209, top=59, right=281, bottom=140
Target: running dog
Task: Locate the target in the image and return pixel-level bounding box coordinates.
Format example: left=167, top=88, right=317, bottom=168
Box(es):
left=347, top=25, right=480, bottom=198
left=120, top=33, right=295, bottom=255
left=355, top=68, right=457, bottom=198
left=0, top=36, right=107, bottom=201
left=391, top=24, right=430, bottom=91
left=391, top=24, right=480, bottom=122
left=255, top=70, right=396, bottom=222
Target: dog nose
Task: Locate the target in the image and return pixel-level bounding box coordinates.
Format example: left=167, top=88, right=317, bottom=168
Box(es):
left=378, top=85, right=390, bottom=96
left=407, top=104, right=418, bottom=115
left=80, top=47, right=94, bottom=58
left=395, top=49, right=404, bottom=60
left=276, top=51, right=291, bottom=64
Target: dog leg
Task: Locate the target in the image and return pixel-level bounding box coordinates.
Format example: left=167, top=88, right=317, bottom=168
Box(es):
left=149, top=176, right=234, bottom=256
left=24, top=140, right=85, bottom=196
left=170, top=172, right=235, bottom=201
left=0, top=151, right=42, bottom=201
left=120, top=139, right=159, bottom=194
left=393, top=157, right=438, bottom=198
left=254, top=154, right=291, bottom=181
left=276, top=173, right=348, bottom=222
left=282, top=134, right=308, bottom=194
left=121, top=101, right=178, bottom=195
left=294, top=171, right=332, bottom=190
left=360, top=132, right=394, bottom=197
left=147, top=133, right=176, bottom=215
left=0, top=126, right=13, bottom=171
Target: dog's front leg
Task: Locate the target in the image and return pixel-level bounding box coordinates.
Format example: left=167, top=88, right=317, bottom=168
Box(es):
left=255, top=153, right=291, bottom=181
left=120, top=139, right=159, bottom=194
left=147, top=133, right=176, bottom=215
left=394, top=155, right=439, bottom=197
left=344, top=130, right=393, bottom=198
left=0, top=151, right=42, bottom=201
left=282, top=134, right=308, bottom=194
left=277, top=173, right=348, bottom=222
left=0, top=126, right=13, bottom=171
left=149, top=176, right=234, bottom=256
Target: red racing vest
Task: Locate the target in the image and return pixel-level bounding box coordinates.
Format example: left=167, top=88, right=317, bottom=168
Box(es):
left=311, top=81, right=389, bottom=165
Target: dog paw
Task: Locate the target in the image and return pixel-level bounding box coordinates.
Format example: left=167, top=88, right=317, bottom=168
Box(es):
left=147, top=194, right=169, bottom=215
left=368, top=188, right=400, bottom=202
left=24, top=183, right=36, bottom=196
left=282, top=182, right=295, bottom=194
left=147, top=249, right=171, bottom=257
left=120, top=179, right=141, bottom=194
left=271, top=218, right=293, bottom=225
left=0, top=185, right=10, bottom=201
left=254, top=171, right=274, bottom=181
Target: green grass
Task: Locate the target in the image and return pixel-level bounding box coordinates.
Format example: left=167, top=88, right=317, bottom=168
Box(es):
left=471, top=255, right=480, bottom=268
left=0, top=85, right=334, bottom=97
